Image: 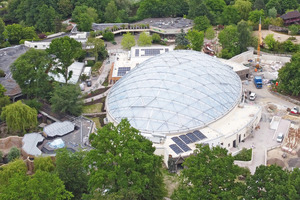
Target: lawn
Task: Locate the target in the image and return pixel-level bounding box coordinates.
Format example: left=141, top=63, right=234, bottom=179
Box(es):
left=89, top=117, right=101, bottom=129
left=82, top=103, right=103, bottom=113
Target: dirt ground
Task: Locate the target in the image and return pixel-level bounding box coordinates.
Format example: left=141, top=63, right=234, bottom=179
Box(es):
left=253, top=30, right=300, bottom=44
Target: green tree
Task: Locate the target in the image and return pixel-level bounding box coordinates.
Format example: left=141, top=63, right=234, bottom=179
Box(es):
left=172, top=145, right=244, bottom=200
left=268, top=7, right=278, bottom=18
left=0, top=159, right=27, bottom=186
left=4, top=24, right=23, bottom=44
left=56, top=148, right=88, bottom=200
left=86, top=37, right=107, bottom=62
left=1, top=101, right=37, bottom=133
left=266, top=0, right=282, bottom=14
left=234, top=0, right=252, bottom=20
left=218, top=25, right=239, bottom=56
left=103, top=32, right=115, bottom=41
left=138, top=32, right=152, bottom=46
left=50, top=84, right=83, bottom=116
left=0, top=170, right=73, bottom=200
left=0, top=84, right=11, bottom=114
left=7, top=147, right=20, bottom=162
left=47, top=36, right=83, bottom=83
left=78, top=13, right=93, bottom=31
left=245, top=165, right=298, bottom=199
left=253, top=0, right=265, bottom=10
left=248, top=9, right=265, bottom=23
left=152, top=33, right=161, bottom=43
left=85, top=119, right=166, bottom=199
left=278, top=52, right=300, bottom=96
left=0, top=17, right=5, bottom=43
left=121, top=32, right=136, bottom=50
left=264, top=34, right=276, bottom=50
left=104, top=1, right=118, bottom=22
left=11, top=48, right=53, bottom=99
left=175, top=29, right=189, bottom=49
left=237, top=20, right=252, bottom=52
left=186, top=29, right=204, bottom=51
left=72, top=5, right=88, bottom=22
left=205, top=27, right=215, bottom=41
left=34, top=156, right=55, bottom=172
left=58, top=0, right=73, bottom=19
left=220, top=6, right=241, bottom=25
left=289, top=24, right=299, bottom=36
left=194, top=16, right=211, bottom=31
left=35, top=5, right=56, bottom=32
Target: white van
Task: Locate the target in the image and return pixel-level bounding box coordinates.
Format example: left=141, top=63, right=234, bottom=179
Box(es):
left=277, top=133, right=284, bottom=143
left=249, top=92, right=256, bottom=101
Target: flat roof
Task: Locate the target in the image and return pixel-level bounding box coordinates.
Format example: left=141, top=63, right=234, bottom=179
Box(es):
left=22, top=133, right=45, bottom=156
left=43, top=121, right=75, bottom=137
left=161, top=104, right=261, bottom=158
left=219, top=58, right=249, bottom=72
left=133, top=18, right=193, bottom=29
left=112, top=46, right=174, bottom=78
left=50, top=61, right=84, bottom=84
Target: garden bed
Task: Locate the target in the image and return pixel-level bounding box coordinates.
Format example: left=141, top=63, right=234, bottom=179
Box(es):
left=83, top=87, right=111, bottom=99
left=82, top=103, right=103, bottom=113
left=234, top=148, right=252, bottom=161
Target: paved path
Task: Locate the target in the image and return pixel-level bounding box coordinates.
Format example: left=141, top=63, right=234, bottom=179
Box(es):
left=84, top=89, right=110, bottom=103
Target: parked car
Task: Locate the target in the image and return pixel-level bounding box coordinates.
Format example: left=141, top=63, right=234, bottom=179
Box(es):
left=290, top=107, right=300, bottom=115
left=277, top=133, right=284, bottom=143
left=86, top=80, right=92, bottom=87
left=249, top=92, right=256, bottom=101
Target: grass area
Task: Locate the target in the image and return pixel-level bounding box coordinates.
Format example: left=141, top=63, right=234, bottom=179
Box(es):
left=234, top=148, right=252, bottom=161
left=88, top=117, right=101, bottom=129
left=82, top=103, right=103, bottom=113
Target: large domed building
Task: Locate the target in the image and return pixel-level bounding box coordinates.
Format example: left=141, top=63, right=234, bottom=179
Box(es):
left=106, top=50, right=261, bottom=165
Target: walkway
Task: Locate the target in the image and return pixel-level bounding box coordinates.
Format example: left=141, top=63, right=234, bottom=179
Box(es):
left=84, top=89, right=110, bottom=103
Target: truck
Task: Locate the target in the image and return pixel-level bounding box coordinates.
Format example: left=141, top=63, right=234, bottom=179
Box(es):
left=254, top=76, right=263, bottom=89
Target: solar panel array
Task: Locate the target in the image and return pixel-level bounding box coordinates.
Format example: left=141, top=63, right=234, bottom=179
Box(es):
left=117, top=67, right=131, bottom=76
left=172, top=137, right=191, bottom=152
left=135, top=49, right=139, bottom=57
left=141, top=48, right=163, bottom=56
left=169, top=144, right=183, bottom=154
left=165, top=48, right=169, bottom=52
left=169, top=130, right=207, bottom=154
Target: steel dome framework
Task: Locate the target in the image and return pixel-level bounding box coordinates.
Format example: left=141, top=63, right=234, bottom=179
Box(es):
left=107, top=50, right=242, bottom=136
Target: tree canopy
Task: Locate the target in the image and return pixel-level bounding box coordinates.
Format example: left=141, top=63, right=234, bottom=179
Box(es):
left=10, top=48, right=53, bottom=100
left=186, top=29, right=204, bottom=51
left=50, top=84, right=83, bottom=116
left=1, top=101, right=37, bottom=133
left=172, top=144, right=244, bottom=200
left=121, top=32, right=136, bottom=50
left=85, top=118, right=166, bottom=199
left=278, top=52, right=300, bottom=96
left=138, top=32, right=152, bottom=46
left=47, top=36, right=83, bottom=83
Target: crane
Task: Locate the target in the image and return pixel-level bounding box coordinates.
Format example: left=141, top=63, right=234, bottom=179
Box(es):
left=256, top=17, right=262, bottom=69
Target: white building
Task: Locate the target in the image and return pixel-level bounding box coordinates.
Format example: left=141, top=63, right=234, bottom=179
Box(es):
left=50, top=61, right=85, bottom=84
left=106, top=50, right=261, bottom=166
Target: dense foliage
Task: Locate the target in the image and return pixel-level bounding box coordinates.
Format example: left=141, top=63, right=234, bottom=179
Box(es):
left=233, top=148, right=252, bottom=161
left=85, top=119, right=166, bottom=199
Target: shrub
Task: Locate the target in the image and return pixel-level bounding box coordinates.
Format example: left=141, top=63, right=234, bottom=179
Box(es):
left=0, top=151, right=3, bottom=163
left=38, top=34, right=47, bottom=39
left=234, top=148, right=252, bottom=161
left=87, top=60, right=95, bottom=66
left=7, top=147, right=21, bottom=162
left=23, top=99, right=42, bottom=111
left=0, top=69, right=5, bottom=77
left=152, top=33, right=161, bottom=43
left=103, top=32, right=114, bottom=41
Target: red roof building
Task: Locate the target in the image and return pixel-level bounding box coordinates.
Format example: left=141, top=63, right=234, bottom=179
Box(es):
left=280, top=10, right=300, bottom=25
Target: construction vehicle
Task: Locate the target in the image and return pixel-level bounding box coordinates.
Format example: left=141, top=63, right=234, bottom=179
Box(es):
left=254, top=76, right=263, bottom=89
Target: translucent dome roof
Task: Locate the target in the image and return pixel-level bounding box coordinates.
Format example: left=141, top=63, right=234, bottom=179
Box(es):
left=107, top=50, right=242, bottom=135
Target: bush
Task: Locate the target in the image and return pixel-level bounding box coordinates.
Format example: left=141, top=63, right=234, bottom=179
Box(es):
left=87, top=60, right=95, bottom=66
left=103, top=32, right=114, bottom=41
left=23, top=99, right=42, bottom=111
left=0, top=69, right=5, bottom=77
left=7, top=147, right=20, bottom=162
left=234, top=148, right=252, bottom=161
left=112, top=41, right=117, bottom=45
left=152, top=33, right=161, bottom=43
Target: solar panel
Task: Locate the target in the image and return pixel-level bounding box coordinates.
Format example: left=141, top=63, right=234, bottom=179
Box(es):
left=165, top=48, right=169, bottom=52
left=117, top=67, right=131, bottom=76
left=141, top=48, right=164, bottom=56
left=179, top=135, right=192, bottom=144
left=169, top=144, right=183, bottom=154
left=186, top=133, right=199, bottom=143
left=171, top=137, right=191, bottom=152
left=193, top=130, right=207, bottom=140
left=135, top=49, right=139, bottom=57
